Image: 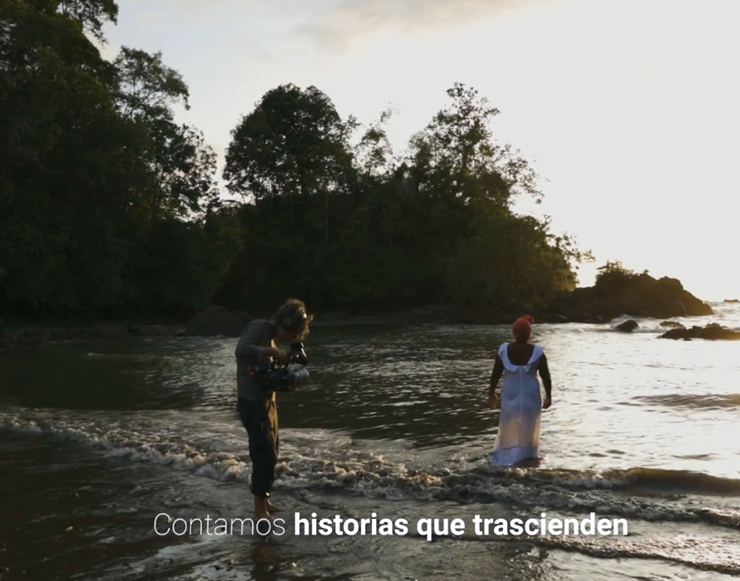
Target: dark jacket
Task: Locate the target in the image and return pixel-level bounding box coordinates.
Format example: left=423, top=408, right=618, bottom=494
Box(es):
left=235, top=319, right=277, bottom=401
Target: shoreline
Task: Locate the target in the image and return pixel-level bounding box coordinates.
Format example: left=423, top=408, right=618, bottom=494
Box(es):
left=2, top=271, right=730, bottom=349
left=0, top=307, right=732, bottom=351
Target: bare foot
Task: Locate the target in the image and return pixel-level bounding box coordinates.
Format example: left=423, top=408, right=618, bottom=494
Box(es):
left=266, top=501, right=283, bottom=513
left=253, top=496, right=274, bottom=523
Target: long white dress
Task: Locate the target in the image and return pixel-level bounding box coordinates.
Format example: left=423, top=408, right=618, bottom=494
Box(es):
left=489, top=342, right=544, bottom=467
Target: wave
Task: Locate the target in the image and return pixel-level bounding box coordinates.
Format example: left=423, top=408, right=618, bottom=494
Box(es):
left=603, top=467, right=740, bottom=495
left=535, top=534, right=740, bottom=577
left=610, top=327, right=665, bottom=334
left=608, top=321, right=740, bottom=334
left=602, top=304, right=740, bottom=331
left=496, top=465, right=740, bottom=496
left=2, top=407, right=740, bottom=533
left=632, top=393, right=740, bottom=411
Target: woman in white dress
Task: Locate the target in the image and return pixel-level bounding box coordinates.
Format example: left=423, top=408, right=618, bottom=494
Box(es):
left=489, top=316, right=552, bottom=466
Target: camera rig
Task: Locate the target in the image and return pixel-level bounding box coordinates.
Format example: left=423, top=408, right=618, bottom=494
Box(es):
left=248, top=340, right=309, bottom=392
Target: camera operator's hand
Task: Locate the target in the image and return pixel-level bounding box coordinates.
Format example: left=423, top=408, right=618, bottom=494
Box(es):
left=266, top=347, right=289, bottom=364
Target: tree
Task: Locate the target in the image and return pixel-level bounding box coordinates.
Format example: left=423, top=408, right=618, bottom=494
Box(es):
left=444, top=209, right=579, bottom=311
left=408, top=82, right=541, bottom=207
left=353, top=107, right=395, bottom=179
left=115, top=47, right=189, bottom=120
left=127, top=209, right=240, bottom=315
left=224, top=84, right=359, bottom=248
left=58, top=0, right=119, bottom=42
left=216, top=82, right=591, bottom=313
left=0, top=0, right=143, bottom=312
left=0, top=1, right=224, bottom=316
left=594, top=260, right=637, bottom=295
left=114, top=47, right=218, bottom=221
left=225, top=84, right=357, bottom=201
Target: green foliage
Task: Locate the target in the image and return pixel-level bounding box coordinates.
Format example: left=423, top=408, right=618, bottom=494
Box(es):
left=224, top=84, right=357, bottom=202
left=446, top=211, right=579, bottom=311
left=0, top=0, right=231, bottom=316
left=114, top=47, right=219, bottom=221
left=218, top=81, right=591, bottom=314
left=0, top=0, right=590, bottom=320
left=354, top=108, right=395, bottom=178
left=570, top=262, right=708, bottom=320
left=114, top=47, right=189, bottom=119
left=58, top=0, right=118, bottom=41
left=127, top=211, right=240, bottom=315
left=594, top=261, right=638, bottom=295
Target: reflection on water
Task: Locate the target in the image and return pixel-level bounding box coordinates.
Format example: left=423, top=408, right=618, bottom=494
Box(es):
left=3, top=312, right=739, bottom=474
left=1, top=302, right=740, bottom=580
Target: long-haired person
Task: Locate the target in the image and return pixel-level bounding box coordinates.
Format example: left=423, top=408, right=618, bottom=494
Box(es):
left=235, top=298, right=313, bottom=519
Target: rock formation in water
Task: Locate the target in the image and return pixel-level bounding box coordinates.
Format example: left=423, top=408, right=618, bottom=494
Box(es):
left=614, top=320, right=639, bottom=332
left=660, top=321, right=685, bottom=328
left=659, top=323, right=740, bottom=341
left=548, top=272, right=712, bottom=323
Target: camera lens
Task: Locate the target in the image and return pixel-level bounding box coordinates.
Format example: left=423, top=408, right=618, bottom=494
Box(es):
left=289, top=367, right=309, bottom=388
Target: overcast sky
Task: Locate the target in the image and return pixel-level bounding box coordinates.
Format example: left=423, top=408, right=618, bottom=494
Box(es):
left=102, top=0, right=740, bottom=300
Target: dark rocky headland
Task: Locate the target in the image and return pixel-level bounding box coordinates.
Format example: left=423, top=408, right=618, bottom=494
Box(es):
left=543, top=272, right=713, bottom=324
left=0, top=270, right=724, bottom=349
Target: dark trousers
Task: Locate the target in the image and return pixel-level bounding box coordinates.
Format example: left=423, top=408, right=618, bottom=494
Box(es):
left=238, top=398, right=279, bottom=497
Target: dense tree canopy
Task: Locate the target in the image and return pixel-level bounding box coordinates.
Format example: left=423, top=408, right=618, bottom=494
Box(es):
left=0, top=0, right=236, bottom=317
left=219, top=82, right=589, bottom=314
left=0, top=0, right=589, bottom=320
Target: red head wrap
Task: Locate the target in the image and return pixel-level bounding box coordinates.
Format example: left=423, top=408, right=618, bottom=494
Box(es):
left=512, top=315, right=534, bottom=340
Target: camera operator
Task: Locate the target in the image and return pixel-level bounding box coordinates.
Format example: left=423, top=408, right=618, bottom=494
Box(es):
left=235, top=298, right=313, bottom=520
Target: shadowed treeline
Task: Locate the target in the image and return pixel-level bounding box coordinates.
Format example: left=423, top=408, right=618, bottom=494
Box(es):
left=0, top=0, right=238, bottom=318
left=0, top=0, right=589, bottom=321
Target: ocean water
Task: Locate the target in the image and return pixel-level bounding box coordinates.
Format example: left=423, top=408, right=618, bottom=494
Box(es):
left=1, top=302, right=739, bottom=580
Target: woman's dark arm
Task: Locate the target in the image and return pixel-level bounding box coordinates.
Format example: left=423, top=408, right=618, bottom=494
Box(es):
left=538, top=353, right=552, bottom=400
left=489, top=355, right=504, bottom=395
left=489, top=355, right=504, bottom=409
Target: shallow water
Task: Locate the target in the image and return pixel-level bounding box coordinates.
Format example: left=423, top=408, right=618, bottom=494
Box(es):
left=1, top=303, right=739, bottom=580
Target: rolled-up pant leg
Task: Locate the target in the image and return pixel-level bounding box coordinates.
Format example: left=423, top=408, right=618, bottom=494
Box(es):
left=238, top=398, right=279, bottom=497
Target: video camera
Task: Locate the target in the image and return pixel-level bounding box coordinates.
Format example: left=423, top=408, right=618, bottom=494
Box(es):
left=250, top=340, right=310, bottom=392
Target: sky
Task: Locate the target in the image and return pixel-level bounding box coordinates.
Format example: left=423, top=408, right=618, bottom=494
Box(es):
left=101, top=0, right=740, bottom=301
